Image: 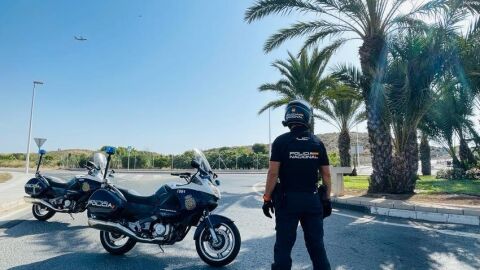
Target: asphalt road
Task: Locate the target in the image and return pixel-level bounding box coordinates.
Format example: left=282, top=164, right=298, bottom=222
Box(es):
left=1, top=172, right=479, bottom=270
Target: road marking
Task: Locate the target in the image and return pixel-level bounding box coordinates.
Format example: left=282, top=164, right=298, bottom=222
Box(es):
left=252, top=181, right=265, bottom=196
left=333, top=211, right=480, bottom=239
left=252, top=182, right=480, bottom=239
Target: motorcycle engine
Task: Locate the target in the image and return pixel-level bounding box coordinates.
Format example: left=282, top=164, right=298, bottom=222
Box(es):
left=152, top=223, right=171, bottom=239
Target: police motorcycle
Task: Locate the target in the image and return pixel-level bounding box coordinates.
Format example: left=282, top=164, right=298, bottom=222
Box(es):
left=24, top=149, right=113, bottom=221
left=87, top=147, right=241, bottom=267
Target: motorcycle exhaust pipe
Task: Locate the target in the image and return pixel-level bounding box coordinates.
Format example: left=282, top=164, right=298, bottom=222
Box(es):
left=87, top=218, right=161, bottom=243
left=23, top=196, right=69, bottom=212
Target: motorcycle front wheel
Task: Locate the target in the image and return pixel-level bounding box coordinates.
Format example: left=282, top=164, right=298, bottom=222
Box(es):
left=195, top=221, right=241, bottom=267
left=100, top=230, right=136, bottom=255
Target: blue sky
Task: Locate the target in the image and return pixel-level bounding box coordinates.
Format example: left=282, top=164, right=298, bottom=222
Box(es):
left=0, top=0, right=364, bottom=154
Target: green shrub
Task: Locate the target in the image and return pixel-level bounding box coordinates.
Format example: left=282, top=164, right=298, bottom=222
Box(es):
left=465, top=168, right=480, bottom=180
left=328, top=152, right=340, bottom=167
left=436, top=168, right=466, bottom=180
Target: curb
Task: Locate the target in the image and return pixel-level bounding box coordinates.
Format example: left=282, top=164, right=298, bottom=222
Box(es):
left=332, top=198, right=480, bottom=226
left=332, top=201, right=370, bottom=213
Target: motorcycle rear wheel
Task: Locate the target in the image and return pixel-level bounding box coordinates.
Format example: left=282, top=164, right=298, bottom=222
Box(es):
left=32, top=204, right=55, bottom=221
left=100, top=230, right=137, bottom=255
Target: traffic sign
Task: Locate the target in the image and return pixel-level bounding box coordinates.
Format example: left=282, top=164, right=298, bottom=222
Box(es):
left=34, top=138, right=47, bottom=149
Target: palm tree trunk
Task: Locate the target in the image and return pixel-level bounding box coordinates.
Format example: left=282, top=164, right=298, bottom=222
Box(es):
left=420, top=133, right=431, bottom=176
left=459, top=130, right=475, bottom=168
left=338, top=128, right=351, bottom=167
left=359, top=36, right=393, bottom=193
left=390, top=130, right=418, bottom=194
left=405, top=130, right=419, bottom=191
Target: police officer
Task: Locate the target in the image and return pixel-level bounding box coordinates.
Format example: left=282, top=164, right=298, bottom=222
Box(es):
left=262, top=100, right=332, bottom=270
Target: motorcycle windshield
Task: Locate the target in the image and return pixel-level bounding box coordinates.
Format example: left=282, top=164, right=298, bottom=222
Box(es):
left=193, top=149, right=212, bottom=174
left=93, top=153, right=107, bottom=171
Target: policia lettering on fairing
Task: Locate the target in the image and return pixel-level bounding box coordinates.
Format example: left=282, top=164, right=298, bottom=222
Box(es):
left=262, top=100, right=333, bottom=270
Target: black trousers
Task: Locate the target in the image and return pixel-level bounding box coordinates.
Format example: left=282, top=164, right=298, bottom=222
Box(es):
left=271, top=193, right=331, bottom=270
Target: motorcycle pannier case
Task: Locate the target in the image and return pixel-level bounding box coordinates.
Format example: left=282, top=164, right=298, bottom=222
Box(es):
left=24, top=177, right=49, bottom=197
left=88, top=189, right=126, bottom=219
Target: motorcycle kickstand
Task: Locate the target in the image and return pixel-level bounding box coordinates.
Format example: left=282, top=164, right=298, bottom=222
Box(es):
left=158, top=245, right=164, bottom=253
left=68, top=213, right=75, bottom=220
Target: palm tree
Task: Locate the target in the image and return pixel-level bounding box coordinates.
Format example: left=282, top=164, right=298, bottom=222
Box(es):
left=257, top=45, right=339, bottom=133
left=383, top=25, right=447, bottom=193
left=245, top=0, right=479, bottom=192
left=245, top=0, right=431, bottom=192
left=315, top=84, right=366, bottom=168
left=422, top=76, right=478, bottom=170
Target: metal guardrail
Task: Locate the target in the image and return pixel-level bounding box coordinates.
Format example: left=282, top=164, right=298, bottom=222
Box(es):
left=63, top=168, right=269, bottom=174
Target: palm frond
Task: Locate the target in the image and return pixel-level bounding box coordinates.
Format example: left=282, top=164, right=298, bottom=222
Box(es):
left=245, top=0, right=323, bottom=23
left=264, top=20, right=346, bottom=52
left=331, top=63, right=362, bottom=89
left=258, top=97, right=291, bottom=115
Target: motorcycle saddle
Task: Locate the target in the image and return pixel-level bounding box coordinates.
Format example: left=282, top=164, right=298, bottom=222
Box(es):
left=119, top=188, right=158, bottom=205
left=44, top=176, right=75, bottom=189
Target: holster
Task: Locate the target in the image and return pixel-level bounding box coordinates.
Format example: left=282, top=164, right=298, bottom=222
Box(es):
left=317, top=185, right=329, bottom=201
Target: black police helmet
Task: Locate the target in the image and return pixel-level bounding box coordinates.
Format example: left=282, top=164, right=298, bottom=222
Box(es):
left=282, top=99, right=313, bottom=129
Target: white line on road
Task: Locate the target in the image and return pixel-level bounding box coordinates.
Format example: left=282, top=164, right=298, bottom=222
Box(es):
left=252, top=181, right=480, bottom=239
left=252, top=181, right=265, bottom=196
left=334, top=211, right=480, bottom=239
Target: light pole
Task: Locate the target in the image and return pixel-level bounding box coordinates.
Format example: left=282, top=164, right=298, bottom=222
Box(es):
left=25, top=81, right=44, bottom=174
left=127, top=146, right=132, bottom=170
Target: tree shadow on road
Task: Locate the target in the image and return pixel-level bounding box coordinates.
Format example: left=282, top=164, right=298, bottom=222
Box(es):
left=8, top=214, right=480, bottom=270
left=0, top=220, right=87, bottom=239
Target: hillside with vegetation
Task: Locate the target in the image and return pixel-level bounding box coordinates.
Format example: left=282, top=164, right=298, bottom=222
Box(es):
left=0, top=132, right=450, bottom=170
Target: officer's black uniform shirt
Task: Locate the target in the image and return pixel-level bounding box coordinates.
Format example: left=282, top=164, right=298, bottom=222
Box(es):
left=270, top=126, right=329, bottom=193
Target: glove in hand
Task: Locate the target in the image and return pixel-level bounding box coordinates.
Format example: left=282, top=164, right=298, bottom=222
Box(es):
left=262, top=200, right=274, bottom=218
left=318, top=185, right=332, bottom=219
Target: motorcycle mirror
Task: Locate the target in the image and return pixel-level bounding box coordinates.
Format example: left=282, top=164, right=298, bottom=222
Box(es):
left=87, top=161, right=98, bottom=170
left=191, top=160, right=200, bottom=169
left=215, top=179, right=221, bottom=186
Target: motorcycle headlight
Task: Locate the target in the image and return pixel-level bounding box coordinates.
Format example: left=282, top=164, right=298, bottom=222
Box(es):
left=208, top=182, right=221, bottom=199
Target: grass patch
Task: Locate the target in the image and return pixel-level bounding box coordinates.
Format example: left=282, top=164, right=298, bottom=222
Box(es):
left=343, top=175, right=480, bottom=196
left=344, top=175, right=369, bottom=190
left=0, top=173, right=12, bottom=183
left=416, top=178, right=480, bottom=196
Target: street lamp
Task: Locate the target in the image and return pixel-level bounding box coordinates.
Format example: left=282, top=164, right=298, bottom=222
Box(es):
left=25, top=81, right=44, bottom=174
left=127, top=146, right=132, bottom=170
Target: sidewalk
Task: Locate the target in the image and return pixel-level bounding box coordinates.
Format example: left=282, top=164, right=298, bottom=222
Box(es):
left=0, top=171, right=32, bottom=216
left=332, top=195, right=480, bottom=226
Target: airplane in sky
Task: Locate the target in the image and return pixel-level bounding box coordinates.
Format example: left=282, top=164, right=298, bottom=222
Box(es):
left=74, top=36, right=87, bottom=41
